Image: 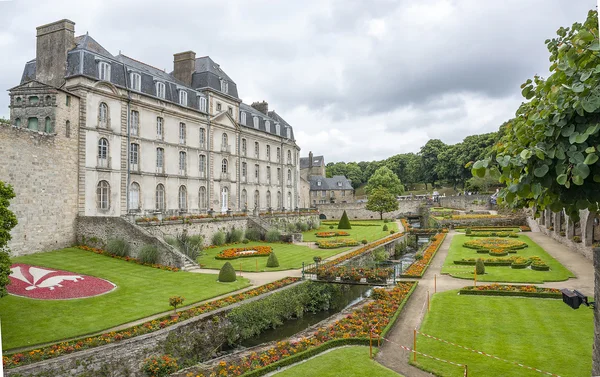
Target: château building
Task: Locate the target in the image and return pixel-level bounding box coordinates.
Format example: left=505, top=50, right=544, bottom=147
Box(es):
left=1, top=19, right=301, bottom=255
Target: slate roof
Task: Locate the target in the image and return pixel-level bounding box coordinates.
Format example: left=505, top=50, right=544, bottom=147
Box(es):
left=239, top=103, right=295, bottom=139
left=300, top=155, right=325, bottom=169
left=308, top=175, right=353, bottom=191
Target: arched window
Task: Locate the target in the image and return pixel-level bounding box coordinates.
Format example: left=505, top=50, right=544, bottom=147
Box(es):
left=15, top=118, right=21, bottom=128
left=155, top=184, right=165, bottom=211
left=254, top=142, right=260, bottom=158
left=15, top=97, right=22, bottom=105
left=241, top=111, right=246, bottom=124
left=98, top=138, right=109, bottom=167
left=253, top=117, right=258, bottom=128
left=45, top=95, right=51, bottom=104
left=44, top=117, right=52, bottom=133
left=222, top=158, right=228, bottom=174
left=275, top=123, right=280, bottom=135
left=199, top=154, right=206, bottom=177
left=179, top=151, right=187, bottom=174
left=221, top=187, right=229, bottom=211
left=97, top=180, right=110, bottom=210
left=287, top=150, right=292, bottom=164
left=99, top=103, right=108, bottom=126
left=277, top=191, right=282, bottom=209
left=266, top=191, right=271, bottom=208
left=265, top=120, right=271, bottom=132
left=241, top=189, right=247, bottom=208
left=199, top=186, right=207, bottom=209
left=254, top=190, right=260, bottom=209
left=28, top=117, right=38, bottom=131
left=241, top=138, right=247, bottom=155
left=287, top=192, right=292, bottom=209
left=222, top=133, right=228, bottom=147
left=65, top=120, right=71, bottom=137
left=129, top=182, right=140, bottom=210
left=266, top=145, right=271, bottom=160
left=178, top=185, right=188, bottom=211
left=287, top=169, right=292, bottom=185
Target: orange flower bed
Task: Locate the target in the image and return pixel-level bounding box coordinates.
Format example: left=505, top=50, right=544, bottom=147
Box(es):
left=315, top=231, right=350, bottom=237
left=215, top=246, right=272, bottom=260
left=402, top=232, right=447, bottom=277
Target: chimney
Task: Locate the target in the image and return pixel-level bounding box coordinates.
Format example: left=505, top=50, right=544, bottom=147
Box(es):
left=35, top=19, right=76, bottom=88
left=173, top=51, right=196, bottom=86
left=308, top=151, right=313, bottom=169
left=251, top=101, right=268, bottom=115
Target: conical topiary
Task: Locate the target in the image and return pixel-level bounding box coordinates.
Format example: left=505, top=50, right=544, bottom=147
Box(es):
left=218, top=262, right=237, bottom=282
left=338, top=210, right=352, bottom=230
left=475, top=258, right=485, bottom=275
left=266, top=252, right=280, bottom=268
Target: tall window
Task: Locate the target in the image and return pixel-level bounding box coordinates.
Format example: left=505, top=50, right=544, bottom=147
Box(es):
left=28, top=117, right=38, bottom=131
left=179, top=123, right=186, bottom=144
left=199, top=186, right=207, bottom=209
left=254, top=190, right=260, bottom=209
left=98, top=138, right=109, bottom=167
left=98, top=62, right=111, bottom=81
left=155, top=184, right=165, bottom=211
left=287, top=192, right=292, bottom=209
left=241, top=112, right=246, bottom=124
left=242, top=162, right=247, bottom=178
left=267, top=166, right=271, bottom=182
left=253, top=116, right=258, bottom=128
left=44, top=117, right=52, bottom=133
left=275, top=123, right=280, bottom=135
left=130, top=110, right=139, bottom=136
left=29, top=96, right=39, bottom=105
left=276, top=147, right=281, bottom=162
left=287, top=150, right=292, bottom=164
left=199, top=154, right=206, bottom=177
left=129, top=182, right=140, bottom=210
left=156, top=82, right=165, bottom=99
left=221, top=79, right=228, bottom=93
left=99, top=103, right=108, bottom=127
left=156, top=148, right=164, bottom=172
left=266, top=191, right=271, bottom=208
left=277, top=191, right=282, bottom=209
left=65, top=120, right=70, bottom=137
left=199, top=128, right=206, bottom=147
left=130, top=143, right=139, bottom=170
left=241, top=138, right=247, bottom=156
left=178, top=186, right=187, bottom=211
left=97, top=181, right=110, bottom=210
left=241, top=189, right=247, bottom=208
left=15, top=118, right=21, bottom=128
left=286, top=127, right=291, bottom=138
left=179, top=90, right=188, bottom=106
left=266, top=145, right=271, bottom=160
left=222, top=158, right=228, bottom=173
left=156, top=117, right=164, bottom=139
left=200, top=97, right=207, bottom=112
left=277, top=168, right=281, bottom=184
left=265, top=120, right=270, bottom=132
left=222, top=133, right=228, bottom=147
left=130, top=72, right=141, bottom=91
left=254, top=142, right=260, bottom=158
left=179, top=151, right=187, bottom=174
left=287, top=169, right=292, bottom=185
left=254, top=164, right=259, bottom=182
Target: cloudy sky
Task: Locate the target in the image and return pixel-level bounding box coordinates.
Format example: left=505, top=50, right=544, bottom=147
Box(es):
left=0, top=0, right=595, bottom=162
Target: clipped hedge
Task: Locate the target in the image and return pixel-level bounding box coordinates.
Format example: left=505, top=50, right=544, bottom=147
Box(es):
left=459, top=289, right=561, bottom=299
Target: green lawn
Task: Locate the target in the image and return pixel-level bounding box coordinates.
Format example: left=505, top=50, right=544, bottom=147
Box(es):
left=303, top=220, right=398, bottom=243
left=2, top=248, right=250, bottom=350
left=198, top=242, right=350, bottom=272
left=415, top=291, right=593, bottom=377
left=275, top=346, right=403, bottom=377
left=441, top=234, right=574, bottom=283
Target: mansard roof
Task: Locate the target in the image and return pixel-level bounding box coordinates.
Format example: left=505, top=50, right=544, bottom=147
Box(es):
left=239, top=103, right=295, bottom=140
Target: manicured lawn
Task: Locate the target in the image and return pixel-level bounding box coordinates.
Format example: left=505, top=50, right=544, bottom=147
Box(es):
left=303, top=220, right=398, bottom=243
left=2, top=248, right=250, bottom=350
left=198, top=242, right=350, bottom=271
left=441, top=234, right=574, bottom=283
left=275, top=346, right=403, bottom=377
left=415, top=291, right=592, bottom=377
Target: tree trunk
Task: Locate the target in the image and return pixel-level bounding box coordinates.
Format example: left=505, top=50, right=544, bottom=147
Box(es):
left=424, top=182, right=428, bottom=190
left=380, top=212, right=383, bottom=220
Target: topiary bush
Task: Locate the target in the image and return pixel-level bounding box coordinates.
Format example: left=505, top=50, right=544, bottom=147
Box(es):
left=212, top=231, right=226, bottom=246
left=265, top=229, right=281, bottom=242
left=138, top=245, right=159, bottom=264
left=266, top=252, right=280, bottom=267
left=338, top=210, right=352, bottom=229
left=245, top=228, right=262, bottom=241
left=383, top=219, right=389, bottom=223
left=242, top=238, right=250, bottom=244
left=219, top=262, right=237, bottom=282
left=465, top=228, right=472, bottom=235
left=383, top=224, right=389, bottom=231
left=475, top=258, right=485, bottom=275
left=227, top=228, right=244, bottom=243
left=362, top=239, right=368, bottom=245
left=106, top=238, right=130, bottom=257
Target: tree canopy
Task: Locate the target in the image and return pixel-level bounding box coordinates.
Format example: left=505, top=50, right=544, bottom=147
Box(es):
left=366, top=166, right=405, bottom=196
left=473, top=10, right=600, bottom=220
left=366, top=187, right=398, bottom=220
left=0, top=181, right=17, bottom=298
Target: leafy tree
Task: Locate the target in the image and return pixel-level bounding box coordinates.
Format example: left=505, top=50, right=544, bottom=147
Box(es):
left=338, top=210, right=352, bottom=229
left=0, top=181, right=17, bottom=298
left=366, top=166, right=405, bottom=196
left=419, top=139, right=447, bottom=189
left=473, top=10, right=600, bottom=220
left=366, top=187, right=398, bottom=220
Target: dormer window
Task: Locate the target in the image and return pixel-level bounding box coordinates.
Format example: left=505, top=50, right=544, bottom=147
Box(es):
left=130, top=72, right=141, bottom=91
left=275, top=123, right=281, bottom=135
left=98, top=62, right=111, bottom=81
left=338, top=182, right=342, bottom=187
left=286, top=126, right=291, bottom=138
left=241, top=111, right=246, bottom=124
left=179, top=90, right=188, bottom=106
left=265, top=120, right=271, bottom=132
left=199, top=96, right=207, bottom=112
left=253, top=116, right=258, bottom=128
left=317, top=181, right=321, bottom=186
left=155, top=82, right=165, bottom=99
left=221, top=79, right=228, bottom=94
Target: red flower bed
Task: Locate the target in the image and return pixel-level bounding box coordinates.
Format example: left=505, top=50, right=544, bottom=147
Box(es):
left=78, top=246, right=179, bottom=272
left=2, top=277, right=300, bottom=369
left=315, top=231, right=350, bottom=238
left=215, top=246, right=273, bottom=260
left=7, top=264, right=115, bottom=300
left=402, top=232, right=446, bottom=277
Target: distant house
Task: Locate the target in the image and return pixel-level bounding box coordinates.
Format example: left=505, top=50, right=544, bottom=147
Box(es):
left=300, top=151, right=325, bottom=179
left=298, top=151, right=354, bottom=206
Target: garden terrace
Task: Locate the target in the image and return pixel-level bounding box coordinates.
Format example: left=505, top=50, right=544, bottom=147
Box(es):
left=400, top=232, right=446, bottom=278
left=311, top=265, right=395, bottom=285
left=303, top=220, right=399, bottom=243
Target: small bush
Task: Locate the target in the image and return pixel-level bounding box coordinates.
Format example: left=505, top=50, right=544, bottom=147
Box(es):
left=138, top=245, right=159, bottom=264
left=383, top=219, right=389, bottom=223
left=465, top=228, right=472, bottom=235
left=383, top=224, right=389, bottom=231
left=298, top=222, right=309, bottom=232
left=338, top=210, right=352, bottom=229
left=415, top=252, right=424, bottom=260
left=265, top=229, right=281, bottom=242
left=242, top=238, right=250, bottom=244
left=164, top=236, right=178, bottom=247
left=573, top=236, right=582, bottom=243
left=475, top=258, right=485, bottom=275
left=287, top=223, right=298, bottom=232
left=106, top=238, right=130, bottom=257
left=219, top=262, right=237, bottom=282
left=266, top=252, right=280, bottom=267
left=169, top=296, right=184, bottom=312
left=227, top=228, right=244, bottom=243
left=245, top=228, right=262, bottom=241
left=142, top=355, right=178, bottom=377
left=329, top=225, right=334, bottom=230
left=212, top=231, right=226, bottom=246
left=390, top=230, right=395, bottom=234
left=430, top=235, right=437, bottom=241
left=362, top=239, right=368, bottom=245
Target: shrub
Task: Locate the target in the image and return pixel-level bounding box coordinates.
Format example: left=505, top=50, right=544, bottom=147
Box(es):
left=362, top=239, right=368, bottom=245
left=298, top=222, right=309, bottom=232
left=138, top=245, right=159, bottom=264
left=212, top=231, right=226, bottom=246
left=227, top=228, right=244, bottom=243
left=242, top=238, right=250, bottom=244
left=245, top=228, right=262, bottom=241
left=176, top=233, right=203, bottom=260
left=329, top=225, right=334, bottom=230
left=142, top=355, right=178, bottom=377
left=475, top=258, right=485, bottom=275
left=383, top=224, right=389, bottom=231
left=169, top=296, right=185, bottom=313
left=266, top=229, right=281, bottom=242
left=415, top=252, right=423, bottom=260
left=390, top=230, right=395, bottom=234
left=219, top=262, right=237, bottom=282
left=383, top=219, right=389, bottom=223
left=266, top=252, right=280, bottom=267
left=106, top=238, right=130, bottom=257
left=287, top=223, right=298, bottom=232
left=313, top=256, right=322, bottom=263
left=465, top=228, right=472, bottom=235
left=573, top=236, right=582, bottom=243
left=338, top=210, right=352, bottom=229
left=430, top=235, right=437, bottom=241
left=560, top=231, right=566, bottom=236
left=164, top=236, right=178, bottom=247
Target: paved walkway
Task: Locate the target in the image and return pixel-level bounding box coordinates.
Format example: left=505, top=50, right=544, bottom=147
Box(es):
left=375, top=229, right=594, bottom=376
